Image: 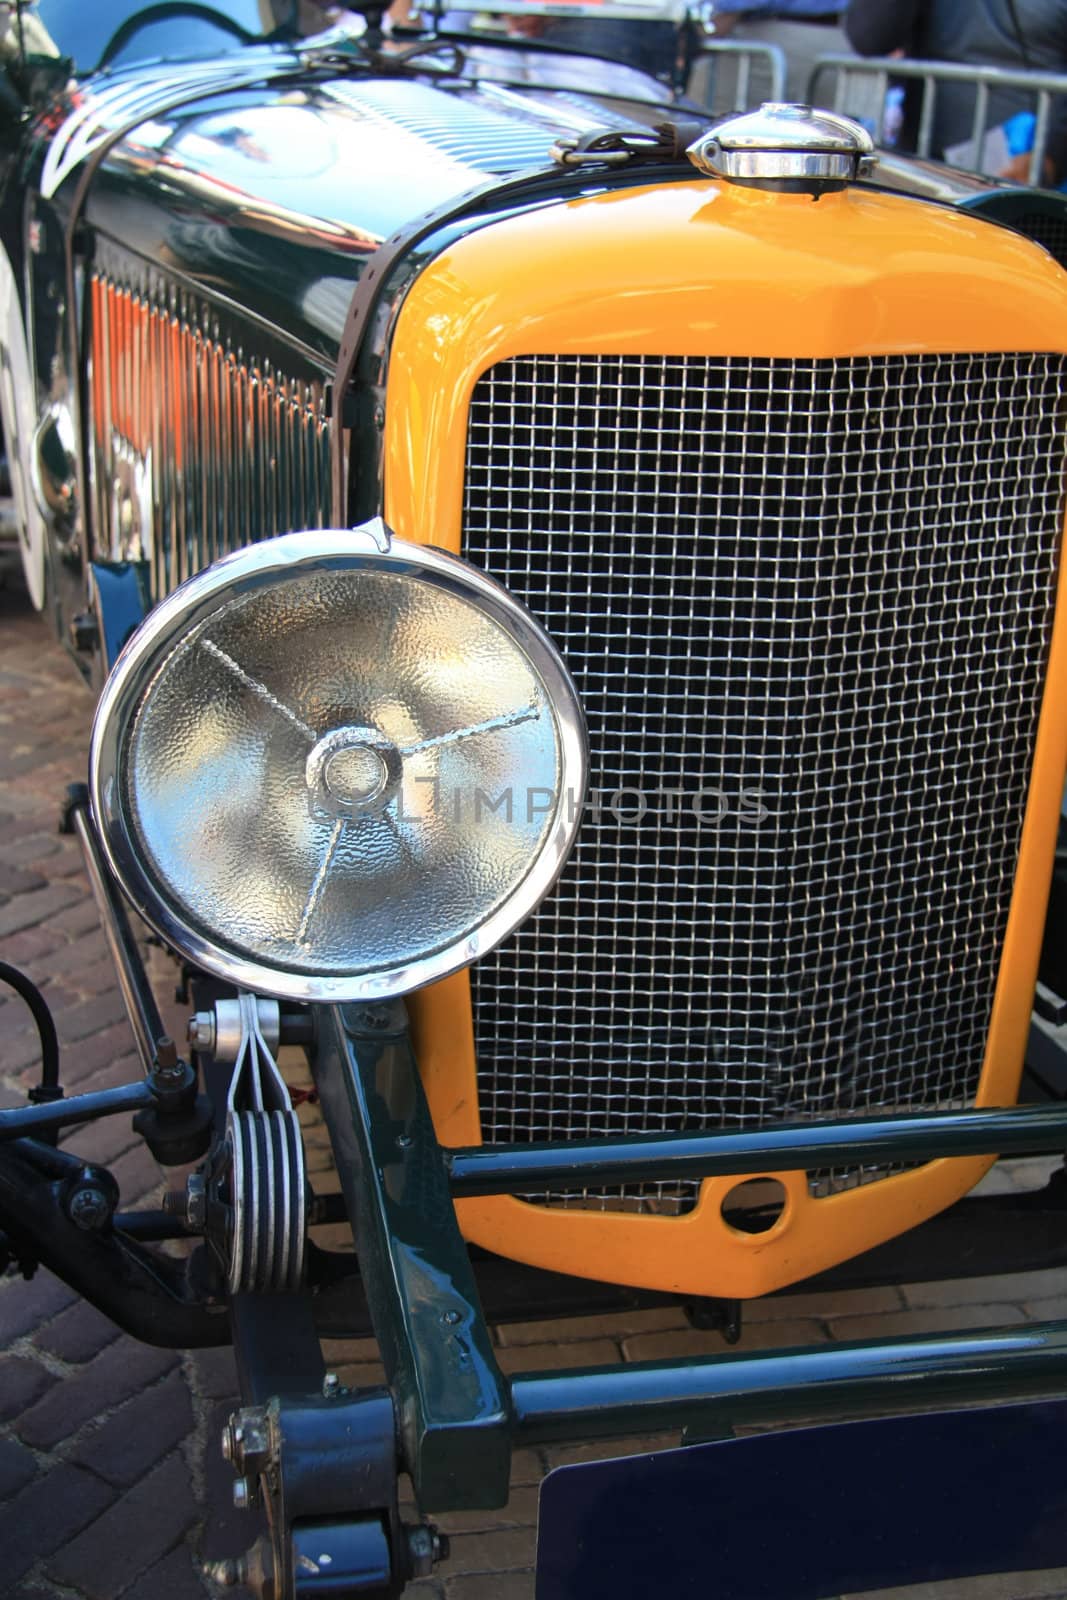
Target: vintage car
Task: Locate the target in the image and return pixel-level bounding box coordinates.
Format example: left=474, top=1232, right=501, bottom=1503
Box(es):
left=5, top=0, right=1067, bottom=1595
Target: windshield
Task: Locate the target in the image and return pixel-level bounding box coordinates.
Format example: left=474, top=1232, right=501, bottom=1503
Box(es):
left=30, top=0, right=687, bottom=76
left=30, top=2, right=326, bottom=74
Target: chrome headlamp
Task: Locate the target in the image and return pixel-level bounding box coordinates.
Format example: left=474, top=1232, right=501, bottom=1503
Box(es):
left=90, top=522, right=586, bottom=1000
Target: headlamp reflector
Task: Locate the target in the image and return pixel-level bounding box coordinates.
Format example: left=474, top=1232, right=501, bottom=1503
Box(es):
left=90, top=524, right=586, bottom=1000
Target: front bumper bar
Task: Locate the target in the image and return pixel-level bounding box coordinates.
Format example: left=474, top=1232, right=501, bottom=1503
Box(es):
left=311, top=1002, right=1067, bottom=1513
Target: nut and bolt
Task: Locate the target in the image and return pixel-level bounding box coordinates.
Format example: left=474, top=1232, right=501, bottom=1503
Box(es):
left=322, top=1372, right=342, bottom=1399
left=221, top=1417, right=247, bottom=1466
left=202, top=1557, right=247, bottom=1588
left=68, top=1187, right=111, bottom=1230
left=221, top=1407, right=272, bottom=1484
left=153, top=1036, right=186, bottom=1083
left=355, top=1006, right=391, bottom=1031
left=164, top=1171, right=207, bottom=1230
left=406, top=1525, right=448, bottom=1577
left=185, top=1171, right=207, bottom=1231
left=187, top=1012, right=216, bottom=1054
left=204, top=1537, right=274, bottom=1595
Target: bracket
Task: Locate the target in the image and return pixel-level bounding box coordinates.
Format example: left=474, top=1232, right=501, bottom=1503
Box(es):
left=312, top=1002, right=512, bottom=1512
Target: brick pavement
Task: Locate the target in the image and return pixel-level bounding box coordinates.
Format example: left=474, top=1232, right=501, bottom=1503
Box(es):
left=2, top=567, right=1067, bottom=1599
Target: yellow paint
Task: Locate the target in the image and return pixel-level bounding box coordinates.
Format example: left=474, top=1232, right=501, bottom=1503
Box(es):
left=382, top=176, right=1067, bottom=1297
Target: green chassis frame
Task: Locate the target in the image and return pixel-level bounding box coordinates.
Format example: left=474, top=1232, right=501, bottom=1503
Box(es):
left=6, top=797, right=1067, bottom=1593
left=314, top=1001, right=1067, bottom=1514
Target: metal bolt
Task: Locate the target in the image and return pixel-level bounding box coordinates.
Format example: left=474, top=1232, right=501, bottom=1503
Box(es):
left=154, top=1039, right=187, bottom=1089
left=232, top=1477, right=251, bottom=1510
left=202, top=1556, right=247, bottom=1587
left=154, top=1036, right=186, bottom=1083
left=407, top=1527, right=433, bottom=1578
left=396, top=1132, right=412, bottom=1150
left=187, top=1013, right=216, bottom=1053
left=68, top=1187, right=111, bottom=1230
left=441, top=1309, right=461, bottom=1327
left=220, top=1417, right=244, bottom=1465
left=185, top=1172, right=207, bottom=1231
left=322, top=1373, right=341, bottom=1399
left=406, top=1524, right=449, bottom=1578
left=357, top=1006, right=391, bottom=1030
left=373, top=402, right=385, bottom=429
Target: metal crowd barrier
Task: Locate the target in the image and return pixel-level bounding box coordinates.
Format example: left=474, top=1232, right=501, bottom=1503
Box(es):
left=809, top=53, right=1067, bottom=186
left=688, top=38, right=786, bottom=115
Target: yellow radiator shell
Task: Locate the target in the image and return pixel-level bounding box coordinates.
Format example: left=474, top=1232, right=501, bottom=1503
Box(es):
left=382, top=177, right=1067, bottom=1298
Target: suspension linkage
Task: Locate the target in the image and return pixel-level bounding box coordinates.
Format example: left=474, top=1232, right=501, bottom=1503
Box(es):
left=0, top=1077, right=156, bottom=1142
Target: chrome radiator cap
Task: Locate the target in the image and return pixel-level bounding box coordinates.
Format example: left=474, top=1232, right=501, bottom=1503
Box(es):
left=688, top=103, right=876, bottom=193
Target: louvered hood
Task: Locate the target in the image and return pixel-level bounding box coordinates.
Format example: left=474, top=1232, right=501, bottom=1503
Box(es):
left=65, top=52, right=680, bottom=360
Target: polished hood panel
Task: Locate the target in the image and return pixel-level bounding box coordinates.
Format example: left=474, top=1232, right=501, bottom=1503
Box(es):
left=75, top=53, right=678, bottom=361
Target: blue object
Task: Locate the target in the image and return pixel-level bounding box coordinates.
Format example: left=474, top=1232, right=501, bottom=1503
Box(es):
left=89, top=561, right=150, bottom=673
left=291, top=1518, right=391, bottom=1595
left=536, top=1399, right=1067, bottom=1599
left=1005, top=110, right=1037, bottom=158
left=883, top=85, right=906, bottom=148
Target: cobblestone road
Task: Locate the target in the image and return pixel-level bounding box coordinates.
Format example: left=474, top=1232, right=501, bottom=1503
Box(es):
left=3, top=568, right=1067, bottom=1600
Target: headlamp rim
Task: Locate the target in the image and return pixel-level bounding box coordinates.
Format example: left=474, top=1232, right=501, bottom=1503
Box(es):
left=89, top=520, right=588, bottom=1002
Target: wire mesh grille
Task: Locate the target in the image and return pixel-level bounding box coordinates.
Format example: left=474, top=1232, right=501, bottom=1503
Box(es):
left=463, top=351, right=1066, bottom=1210
left=1012, top=212, right=1067, bottom=273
